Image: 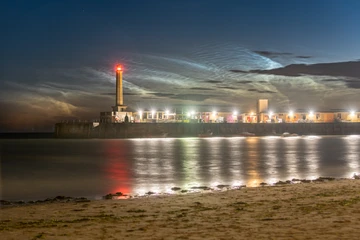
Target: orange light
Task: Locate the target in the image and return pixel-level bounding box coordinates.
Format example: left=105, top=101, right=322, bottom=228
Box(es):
left=116, top=65, right=122, bottom=71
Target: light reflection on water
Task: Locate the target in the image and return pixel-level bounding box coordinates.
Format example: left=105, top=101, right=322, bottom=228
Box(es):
left=1, top=136, right=360, bottom=201
left=344, top=136, right=360, bottom=175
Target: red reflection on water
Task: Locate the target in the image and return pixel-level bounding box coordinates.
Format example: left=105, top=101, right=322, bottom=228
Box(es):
left=104, top=140, right=132, bottom=195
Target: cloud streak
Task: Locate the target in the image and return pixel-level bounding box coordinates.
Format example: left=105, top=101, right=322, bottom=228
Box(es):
left=247, top=61, right=360, bottom=80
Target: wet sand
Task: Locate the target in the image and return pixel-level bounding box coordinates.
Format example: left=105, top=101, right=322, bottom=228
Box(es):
left=1, top=179, right=360, bottom=240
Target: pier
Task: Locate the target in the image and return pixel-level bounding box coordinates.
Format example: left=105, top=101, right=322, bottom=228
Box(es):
left=54, top=122, right=360, bottom=138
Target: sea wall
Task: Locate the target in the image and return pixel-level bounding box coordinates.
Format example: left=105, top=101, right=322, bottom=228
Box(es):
left=54, top=122, right=360, bottom=138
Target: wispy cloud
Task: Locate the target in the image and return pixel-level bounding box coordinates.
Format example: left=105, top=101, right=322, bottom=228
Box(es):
left=247, top=89, right=276, bottom=93
left=296, top=55, right=312, bottom=59
left=152, top=93, right=176, bottom=97
left=189, top=87, right=214, bottom=91
left=203, top=80, right=223, bottom=83
left=247, top=61, right=360, bottom=84
left=254, top=51, right=293, bottom=57
left=170, top=94, right=211, bottom=102
left=218, top=86, right=239, bottom=90
left=254, top=50, right=312, bottom=60
left=237, top=81, right=253, bottom=84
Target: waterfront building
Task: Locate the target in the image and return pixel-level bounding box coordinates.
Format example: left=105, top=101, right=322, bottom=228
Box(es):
left=257, top=99, right=269, bottom=123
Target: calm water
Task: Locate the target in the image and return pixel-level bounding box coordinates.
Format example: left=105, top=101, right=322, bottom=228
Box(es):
left=1, top=136, right=360, bottom=201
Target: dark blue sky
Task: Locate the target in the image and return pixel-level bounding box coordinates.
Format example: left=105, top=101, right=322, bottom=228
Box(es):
left=3, top=0, right=360, bottom=63
left=1, top=0, right=360, bottom=131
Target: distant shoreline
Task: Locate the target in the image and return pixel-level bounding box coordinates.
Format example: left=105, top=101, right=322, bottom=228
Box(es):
left=1, top=132, right=360, bottom=139
left=0, top=132, right=54, bottom=139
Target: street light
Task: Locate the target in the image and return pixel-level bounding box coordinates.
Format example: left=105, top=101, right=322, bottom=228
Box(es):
left=350, top=110, right=355, bottom=122
left=139, top=110, right=143, bottom=120
left=269, top=111, right=273, bottom=122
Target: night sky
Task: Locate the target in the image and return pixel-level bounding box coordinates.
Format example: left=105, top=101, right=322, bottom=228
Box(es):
left=1, top=0, right=360, bottom=131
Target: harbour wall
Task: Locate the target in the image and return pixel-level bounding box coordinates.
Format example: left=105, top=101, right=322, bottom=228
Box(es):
left=54, top=122, right=360, bottom=138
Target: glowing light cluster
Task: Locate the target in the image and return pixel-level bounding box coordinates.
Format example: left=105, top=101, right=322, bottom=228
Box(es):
left=116, top=65, right=123, bottom=71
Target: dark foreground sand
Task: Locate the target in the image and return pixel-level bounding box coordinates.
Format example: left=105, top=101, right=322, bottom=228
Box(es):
left=1, top=179, right=360, bottom=240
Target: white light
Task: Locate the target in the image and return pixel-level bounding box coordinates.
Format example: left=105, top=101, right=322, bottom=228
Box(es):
left=305, top=135, right=321, bottom=139
left=264, top=136, right=280, bottom=139
left=212, top=111, right=217, bottom=116
left=346, top=135, right=360, bottom=139
left=137, top=189, right=146, bottom=196
left=231, top=181, right=243, bottom=187
left=309, top=111, right=314, bottom=117
left=289, top=111, right=293, bottom=116
left=308, top=176, right=317, bottom=180
left=350, top=110, right=355, bottom=116
left=268, top=178, right=278, bottom=185
left=165, top=110, right=169, bottom=115
left=233, top=111, right=238, bottom=116
left=211, top=181, right=220, bottom=187
left=139, top=110, right=143, bottom=119
left=190, top=111, right=195, bottom=115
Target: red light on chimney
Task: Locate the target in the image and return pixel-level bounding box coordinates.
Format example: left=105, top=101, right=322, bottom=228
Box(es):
left=116, top=65, right=122, bottom=71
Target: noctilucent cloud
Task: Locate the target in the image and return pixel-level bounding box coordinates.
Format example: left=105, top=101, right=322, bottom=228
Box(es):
left=1, top=0, right=360, bottom=131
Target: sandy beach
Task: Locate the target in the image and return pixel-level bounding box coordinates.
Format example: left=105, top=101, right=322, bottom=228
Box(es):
left=1, top=179, right=360, bottom=240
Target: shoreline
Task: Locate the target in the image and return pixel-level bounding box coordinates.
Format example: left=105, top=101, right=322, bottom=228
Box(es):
left=1, top=178, right=360, bottom=239
left=2, top=175, right=358, bottom=207
left=0, top=179, right=360, bottom=239
left=1, top=133, right=360, bottom=139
